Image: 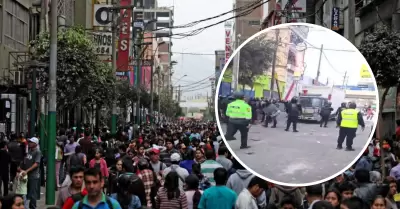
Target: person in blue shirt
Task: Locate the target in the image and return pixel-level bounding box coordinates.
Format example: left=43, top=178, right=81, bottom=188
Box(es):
left=198, top=167, right=237, bottom=209
left=110, top=173, right=142, bottom=209
left=72, top=168, right=122, bottom=209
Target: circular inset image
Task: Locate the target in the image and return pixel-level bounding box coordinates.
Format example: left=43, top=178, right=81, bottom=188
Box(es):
left=215, top=23, right=379, bottom=186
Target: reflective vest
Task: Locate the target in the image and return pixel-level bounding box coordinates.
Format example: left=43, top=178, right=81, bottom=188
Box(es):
left=226, top=99, right=252, bottom=119
left=340, top=109, right=359, bottom=128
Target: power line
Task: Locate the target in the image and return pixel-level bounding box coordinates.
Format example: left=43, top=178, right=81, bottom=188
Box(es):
left=181, top=84, right=212, bottom=92
left=146, top=0, right=270, bottom=39
left=153, top=0, right=265, bottom=31
left=322, top=52, right=346, bottom=74
left=177, top=75, right=214, bottom=87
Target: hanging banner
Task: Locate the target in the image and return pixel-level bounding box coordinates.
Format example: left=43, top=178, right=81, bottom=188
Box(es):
left=225, top=24, right=232, bottom=63
left=360, top=63, right=372, bottom=78
left=116, top=0, right=132, bottom=72
left=331, top=7, right=340, bottom=31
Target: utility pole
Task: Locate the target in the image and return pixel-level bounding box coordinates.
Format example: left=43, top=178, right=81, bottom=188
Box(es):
left=232, top=34, right=241, bottom=92
left=348, top=0, right=356, bottom=44
left=270, top=29, right=280, bottom=100
left=341, top=71, right=349, bottom=89
left=46, top=0, right=58, bottom=203
left=158, top=73, right=163, bottom=123
left=150, top=62, right=154, bottom=124
left=178, top=85, right=181, bottom=102
left=30, top=68, right=37, bottom=138
left=135, top=33, right=143, bottom=125
left=316, top=44, right=324, bottom=83
left=110, top=0, right=118, bottom=135
left=39, top=0, right=47, bottom=147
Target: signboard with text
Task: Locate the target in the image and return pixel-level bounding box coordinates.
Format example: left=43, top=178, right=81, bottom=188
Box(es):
left=92, top=32, right=112, bottom=55
left=116, top=0, right=132, bottom=72
left=93, top=4, right=112, bottom=27
left=225, top=28, right=232, bottom=63
left=331, top=7, right=340, bottom=31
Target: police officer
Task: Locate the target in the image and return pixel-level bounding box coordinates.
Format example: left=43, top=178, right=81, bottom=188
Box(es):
left=335, top=102, right=347, bottom=118
left=263, top=99, right=280, bottom=128
left=336, top=102, right=365, bottom=151
left=320, top=102, right=334, bottom=128
left=225, top=92, right=252, bottom=149
left=285, top=97, right=302, bottom=132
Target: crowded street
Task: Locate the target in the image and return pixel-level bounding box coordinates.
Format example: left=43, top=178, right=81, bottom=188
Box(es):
left=220, top=113, right=375, bottom=184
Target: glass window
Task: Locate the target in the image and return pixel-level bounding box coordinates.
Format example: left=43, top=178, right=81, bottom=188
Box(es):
left=5, top=12, right=13, bottom=36
left=300, top=97, right=323, bottom=107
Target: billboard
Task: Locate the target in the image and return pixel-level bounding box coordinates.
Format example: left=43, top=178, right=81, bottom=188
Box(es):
left=92, top=4, right=112, bottom=27
left=331, top=7, right=340, bottom=31
left=141, top=66, right=152, bottom=91
left=116, top=0, right=132, bottom=72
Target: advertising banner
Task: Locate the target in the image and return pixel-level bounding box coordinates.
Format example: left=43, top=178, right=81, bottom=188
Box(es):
left=225, top=29, right=232, bottom=63
left=116, top=0, right=132, bottom=72
left=331, top=7, right=340, bottom=31
left=141, top=66, right=152, bottom=91
left=360, top=64, right=372, bottom=78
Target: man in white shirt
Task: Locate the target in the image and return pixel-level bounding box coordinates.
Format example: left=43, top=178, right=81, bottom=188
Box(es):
left=235, top=176, right=268, bottom=209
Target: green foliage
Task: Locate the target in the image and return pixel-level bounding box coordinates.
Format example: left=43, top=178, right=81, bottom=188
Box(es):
left=238, top=34, right=275, bottom=87
left=358, top=26, right=400, bottom=88
left=30, top=26, right=114, bottom=108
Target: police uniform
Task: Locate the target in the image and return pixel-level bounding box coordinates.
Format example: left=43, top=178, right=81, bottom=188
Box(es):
left=225, top=99, right=252, bottom=149
left=336, top=108, right=365, bottom=150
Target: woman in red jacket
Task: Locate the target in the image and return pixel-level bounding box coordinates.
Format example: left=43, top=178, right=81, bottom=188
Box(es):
left=89, top=148, right=109, bottom=178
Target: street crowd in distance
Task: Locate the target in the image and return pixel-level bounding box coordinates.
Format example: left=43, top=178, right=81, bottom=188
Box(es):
left=0, top=120, right=398, bottom=209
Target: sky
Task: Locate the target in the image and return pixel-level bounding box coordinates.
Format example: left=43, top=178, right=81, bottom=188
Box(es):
left=157, top=0, right=232, bottom=100
left=301, top=27, right=370, bottom=86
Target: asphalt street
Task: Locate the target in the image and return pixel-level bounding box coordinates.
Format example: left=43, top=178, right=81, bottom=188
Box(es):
left=220, top=113, right=375, bottom=185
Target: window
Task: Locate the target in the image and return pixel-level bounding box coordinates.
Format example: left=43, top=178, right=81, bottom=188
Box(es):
left=3, top=0, right=29, bottom=50
left=299, top=97, right=323, bottom=107
left=248, top=20, right=261, bottom=26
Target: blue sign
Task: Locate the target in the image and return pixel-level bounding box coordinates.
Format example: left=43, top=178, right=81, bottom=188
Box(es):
left=333, top=85, right=375, bottom=91
left=331, top=7, right=340, bottom=31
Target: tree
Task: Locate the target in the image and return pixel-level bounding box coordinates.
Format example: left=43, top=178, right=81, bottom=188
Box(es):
left=358, top=26, right=400, bottom=178
left=30, top=26, right=114, bottom=109
left=238, top=34, right=276, bottom=89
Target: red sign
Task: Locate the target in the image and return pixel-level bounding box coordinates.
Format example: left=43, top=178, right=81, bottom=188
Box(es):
left=225, top=29, right=231, bottom=63
left=116, top=0, right=132, bottom=72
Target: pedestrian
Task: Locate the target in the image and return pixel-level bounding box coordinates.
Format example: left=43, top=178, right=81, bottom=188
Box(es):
left=225, top=92, right=252, bottom=149
left=71, top=168, right=122, bottom=209
left=320, top=102, right=334, bottom=128
left=156, top=172, right=188, bottom=209
left=235, top=176, right=268, bottom=209
left=284, top=97, right=301, bottom=132
left=200, top=150, right=222, bottom=186
left=57, top=166, right=85, bottom=208
left=0, top=141, right=11, bottom=196
left=336, top=102, right=365, bottom=151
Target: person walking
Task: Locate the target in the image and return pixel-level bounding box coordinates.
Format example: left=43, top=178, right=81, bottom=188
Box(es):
left=225, top=92, right=252, bottom=149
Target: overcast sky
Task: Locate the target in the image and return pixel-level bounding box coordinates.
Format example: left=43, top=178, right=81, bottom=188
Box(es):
left=302, top=27, right=369, bottom=86
left=157, top=0, right=232, bottom=100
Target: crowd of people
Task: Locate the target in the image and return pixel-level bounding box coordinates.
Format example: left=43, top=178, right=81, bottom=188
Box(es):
left=0, top=120, right=398, bottom=209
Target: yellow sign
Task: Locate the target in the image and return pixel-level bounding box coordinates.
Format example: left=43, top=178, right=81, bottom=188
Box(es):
left=360, top=64, right=372, bottom=78
left=394, top=193, right=400, bottom=202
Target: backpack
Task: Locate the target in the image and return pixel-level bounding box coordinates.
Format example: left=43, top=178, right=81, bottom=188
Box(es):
left=69, top=153, right=84, bottom=167
left=77, top=196, right=114, bottom=209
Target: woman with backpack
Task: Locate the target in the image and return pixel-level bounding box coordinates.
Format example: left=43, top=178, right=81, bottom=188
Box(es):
left=185, top=174, right=203, bottom=209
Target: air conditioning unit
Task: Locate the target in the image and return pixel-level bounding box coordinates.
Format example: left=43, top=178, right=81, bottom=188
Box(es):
left=13, top=71, right=24, bottom=85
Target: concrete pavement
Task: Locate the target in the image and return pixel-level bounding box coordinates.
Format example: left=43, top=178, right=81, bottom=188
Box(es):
left=220, top=114, right=375, bottom=185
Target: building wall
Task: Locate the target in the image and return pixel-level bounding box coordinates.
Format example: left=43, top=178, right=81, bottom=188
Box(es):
left=234, top=0, right=263, bottom=41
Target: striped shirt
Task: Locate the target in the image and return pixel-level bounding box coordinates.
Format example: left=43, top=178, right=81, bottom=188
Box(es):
left=156, top=187, right=188, bottom=209
left=200, top=160, right=223, bottom=186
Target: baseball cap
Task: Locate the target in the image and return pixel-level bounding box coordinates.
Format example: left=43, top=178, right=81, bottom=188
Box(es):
left=150, top=148, right=160, bottom=155
left=28, top=137, right=39, bottom=145
left=170, top=153, right=181, bottom=162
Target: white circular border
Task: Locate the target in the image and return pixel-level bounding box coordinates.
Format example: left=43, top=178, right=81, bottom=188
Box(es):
left=214, top=22, right=380, bottom=187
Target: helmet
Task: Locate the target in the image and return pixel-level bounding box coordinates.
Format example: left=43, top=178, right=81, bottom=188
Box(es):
left=291, top=97, right=298, bottom=103
left=233, top=92, right=245, bottom=100
left=341, top=102, right=347, bottom=108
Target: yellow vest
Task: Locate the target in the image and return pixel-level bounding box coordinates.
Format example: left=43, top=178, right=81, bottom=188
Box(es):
left=340, top=109, right=359, bottom=128
left=226, top=100, right=252, bottom=119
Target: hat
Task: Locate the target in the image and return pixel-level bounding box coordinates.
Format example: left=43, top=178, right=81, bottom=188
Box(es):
left=28, top=137, right=39, bottom=145
left=170, top=153, right=181, bottom=162
left=150, top=148, right=160, bottom=155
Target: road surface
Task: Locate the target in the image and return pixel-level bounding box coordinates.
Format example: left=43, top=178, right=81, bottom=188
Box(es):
left=220, top=113, right=375, bottom=185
